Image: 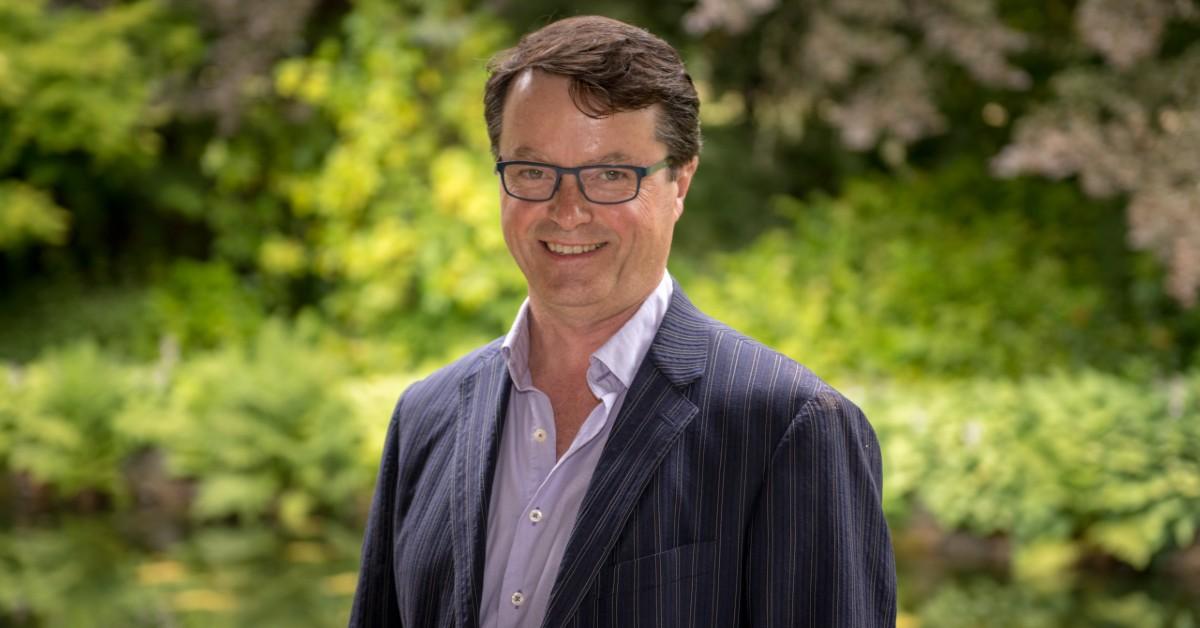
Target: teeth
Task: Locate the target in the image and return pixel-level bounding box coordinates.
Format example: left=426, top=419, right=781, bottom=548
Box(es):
left=546, top=242, right=604, bottom=255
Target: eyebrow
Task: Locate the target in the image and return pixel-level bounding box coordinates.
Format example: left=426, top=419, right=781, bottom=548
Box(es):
left=587, top=151, right=635, bottom=165
left=509, top=146, right=548, bottom=161
left=507, top=147, right=636, bottom=165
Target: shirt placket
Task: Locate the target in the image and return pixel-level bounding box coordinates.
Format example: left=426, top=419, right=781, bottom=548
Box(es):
left=496, top=376, right=619, bottom=628
left=497, top=389, right=559, bottom=626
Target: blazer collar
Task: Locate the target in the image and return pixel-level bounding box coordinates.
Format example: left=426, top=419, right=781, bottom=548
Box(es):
left=647, top=279, right=712, bottom=385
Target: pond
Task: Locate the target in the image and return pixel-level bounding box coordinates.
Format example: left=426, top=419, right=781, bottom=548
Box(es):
left=1, top=517, right=1197, bottom=627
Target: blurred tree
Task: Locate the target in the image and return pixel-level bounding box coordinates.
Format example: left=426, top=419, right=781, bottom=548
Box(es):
left=259, top=0, right=526, bottom=355
left=0, top=0, right=200, bottom=269
left=0, top=0, right=528, bottom=364
left=993, top=1, right=1200, bottom=308
left=668, top=0, right=1200, bottom=307
left=167, top=0, right=330, bottom=134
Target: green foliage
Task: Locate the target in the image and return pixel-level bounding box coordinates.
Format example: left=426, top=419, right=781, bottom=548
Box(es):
left=0, top=280, right=158, bottom=362
left=0, top=0, right=203, bottom=283
left=863, top=369, right=1200, bottom=572
left=95, top=1, right=532, bottom=362
left=0, top=180, right=68, bottom=249
left=0, top=0, right=197, bottom=168
left=1, top=341, right=142, bottom=500
left=148, top=320, right=371, bottom=528
left=262, top=1, right=526, bottom=339
left=0, top=368, right=14, bottom=466
left=0, top=314, right=401, bottom=526
left=149, top=260, right=264, bottom=351
left=682, top=161, right=1153, bottom=380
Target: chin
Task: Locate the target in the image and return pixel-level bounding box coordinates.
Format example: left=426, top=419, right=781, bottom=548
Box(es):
left=535, top=278, right=613, bottom=308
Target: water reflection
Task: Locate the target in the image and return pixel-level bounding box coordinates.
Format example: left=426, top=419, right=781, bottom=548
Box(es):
left=898, top=555, right=1200, bottom=628
left=902, top=573, right=1200, bottom=627
left=1, top=519, right=1197, bottom=627
left=0, top=518, right=361, bottom=627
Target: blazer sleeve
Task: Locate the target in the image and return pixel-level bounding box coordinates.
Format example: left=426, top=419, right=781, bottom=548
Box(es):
left=742, top=391, right=897, bottom=627
left=348, top=396, right=406, bottom=627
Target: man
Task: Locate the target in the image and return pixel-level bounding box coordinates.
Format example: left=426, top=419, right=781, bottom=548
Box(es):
left=350, top=15, right=896, bottom=628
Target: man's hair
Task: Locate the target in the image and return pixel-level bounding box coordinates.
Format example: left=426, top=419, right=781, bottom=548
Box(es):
left=484, top=15, right=701, bottom=172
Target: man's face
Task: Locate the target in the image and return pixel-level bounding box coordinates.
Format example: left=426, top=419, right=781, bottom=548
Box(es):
left=497, top=70, right=697, bottom=323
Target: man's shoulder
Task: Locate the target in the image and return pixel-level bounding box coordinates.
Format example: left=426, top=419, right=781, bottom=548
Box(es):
left=690, top=307, right=860, bottom=422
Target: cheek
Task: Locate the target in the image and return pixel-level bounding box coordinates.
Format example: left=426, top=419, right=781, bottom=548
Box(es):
left=500, top=202, right=530, bottom=236
left=630, top=197, right=676, bottom=239
left=499, top=210, right=526, bottom=255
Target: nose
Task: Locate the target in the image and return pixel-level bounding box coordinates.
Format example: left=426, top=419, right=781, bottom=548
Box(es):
left=547, top=173, right=593, bottom=230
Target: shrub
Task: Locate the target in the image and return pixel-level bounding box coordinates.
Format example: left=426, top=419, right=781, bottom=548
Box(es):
left=151, top=319, right=372, bottom=529
left=148, top=260, right=264, bottom=352
left=680, top=162, right=1157, bottom=380
left=2, top=341, right=142, bottom=501
left=861, top=369, right=1200, bottom=573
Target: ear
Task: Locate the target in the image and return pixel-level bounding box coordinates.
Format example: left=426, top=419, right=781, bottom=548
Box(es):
left=671, top=156, right=699, bottom=219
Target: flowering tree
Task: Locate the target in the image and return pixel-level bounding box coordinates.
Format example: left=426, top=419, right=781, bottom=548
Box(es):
left=681, top=0, right=1200, bottom=306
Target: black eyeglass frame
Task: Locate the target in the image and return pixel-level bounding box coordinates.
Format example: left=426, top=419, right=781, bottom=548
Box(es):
left=494, top=158, right=671, bottom=204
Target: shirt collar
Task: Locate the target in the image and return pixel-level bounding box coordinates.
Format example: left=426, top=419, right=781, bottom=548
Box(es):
left=501, top=271, right=674, bottom=392
left=501, top=299, right=535, bottom=391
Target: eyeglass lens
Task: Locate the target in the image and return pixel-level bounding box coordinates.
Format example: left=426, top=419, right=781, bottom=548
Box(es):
left=503, top=165, right=641, bottom=203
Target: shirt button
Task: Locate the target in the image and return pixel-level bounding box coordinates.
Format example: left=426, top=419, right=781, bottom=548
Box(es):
left=532, top=428, right=547, bottom=443
left=529, top=508, right=543, bottom=524
left=511, top=591, right=525, bottom=607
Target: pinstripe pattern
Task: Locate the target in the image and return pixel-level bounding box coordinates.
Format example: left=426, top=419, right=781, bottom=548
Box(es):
left=349, top=284, right=897, bottom=627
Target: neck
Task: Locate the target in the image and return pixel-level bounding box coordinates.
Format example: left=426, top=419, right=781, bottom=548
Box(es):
left=525, top=279, right=662, bottom=378
left=528, top=301, right=637, bottom=366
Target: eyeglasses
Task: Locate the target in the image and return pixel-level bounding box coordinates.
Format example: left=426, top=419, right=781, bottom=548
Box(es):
left=495, top=158, right=670, bottom=204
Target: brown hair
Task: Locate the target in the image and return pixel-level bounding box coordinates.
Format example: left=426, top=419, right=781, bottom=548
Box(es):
left=484, top=16, right=701, bottom=173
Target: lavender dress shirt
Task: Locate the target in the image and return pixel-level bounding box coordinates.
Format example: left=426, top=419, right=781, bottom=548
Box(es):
left=479, top=272, right=674, bottom=628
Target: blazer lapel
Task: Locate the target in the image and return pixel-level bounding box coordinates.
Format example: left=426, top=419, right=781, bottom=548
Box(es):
left=541, top=284, right=711, bottom=627
left=451, top=348, right=510, bottom=628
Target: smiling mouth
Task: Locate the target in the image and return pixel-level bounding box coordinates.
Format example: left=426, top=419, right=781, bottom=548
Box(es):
left=543, top=241, right=607, bottom=255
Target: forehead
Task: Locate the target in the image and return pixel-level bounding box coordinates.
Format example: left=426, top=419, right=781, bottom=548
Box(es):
left=498, top=70, right=662, bottom=164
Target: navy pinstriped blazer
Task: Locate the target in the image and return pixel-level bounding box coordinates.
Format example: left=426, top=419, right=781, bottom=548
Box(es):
left=350, top=284, right=897, bottom=627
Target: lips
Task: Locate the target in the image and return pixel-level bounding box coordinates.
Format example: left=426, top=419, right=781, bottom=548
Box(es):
left=543, top=241, right=606, bottom=255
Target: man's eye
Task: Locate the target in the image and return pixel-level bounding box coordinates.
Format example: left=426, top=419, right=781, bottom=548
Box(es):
left=517, top=168, right=548, bottom=180
left=600, top=169, right=631, bottom=182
